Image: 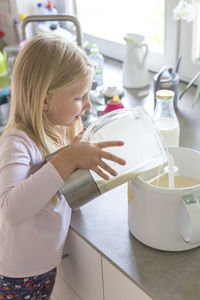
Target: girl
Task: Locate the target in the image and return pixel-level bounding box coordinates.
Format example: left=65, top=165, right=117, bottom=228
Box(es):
left=0, top=35, right=126, bottom=299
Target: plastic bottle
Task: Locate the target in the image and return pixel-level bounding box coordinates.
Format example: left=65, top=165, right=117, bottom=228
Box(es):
left=103, top=85, right=124, bottom=103
left=153, top=89, right=180, bottom=148
left=102, top=95, right=124, bottom=114
left=36, top=3, right=45, bottom=14
left=88, top=44, right=104, bottom=91
left=13, top=19, right=23, bottom=43
left=0, top=31, right=6, bottom=52
left=44, top=1, right=59, bottom=27
left=0, top=50, right=8, bottom=89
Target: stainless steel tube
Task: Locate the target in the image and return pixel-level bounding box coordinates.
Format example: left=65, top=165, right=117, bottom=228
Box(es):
left=21, top=14, right=83, bottom=46
left=46, top=150, right=101, bottom=210
left=61, top=169, right=101, bottom=210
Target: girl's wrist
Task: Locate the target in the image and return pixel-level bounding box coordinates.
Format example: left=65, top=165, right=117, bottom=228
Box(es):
left=50, top=145, right=76, bottom=181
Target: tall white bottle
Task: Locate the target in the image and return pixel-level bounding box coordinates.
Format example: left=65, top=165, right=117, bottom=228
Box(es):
left=88, top=44, right=104, bottom=92
left=153, top=89, right=180, bottom=148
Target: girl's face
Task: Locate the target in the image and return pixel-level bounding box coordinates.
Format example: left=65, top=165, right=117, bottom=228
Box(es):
left=43, top=79, right=92, bottom=126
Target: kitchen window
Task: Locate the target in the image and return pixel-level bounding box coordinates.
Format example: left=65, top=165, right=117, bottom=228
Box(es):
left=2, top=0, right=200, bottom=82
left=75, top=0, right=179, bottom=72
left=74, top=0, right=200, bottom=82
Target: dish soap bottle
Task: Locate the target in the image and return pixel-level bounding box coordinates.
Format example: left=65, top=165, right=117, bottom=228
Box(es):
left=153, top=89, right=180, bottom=147
left=103, top=95, right=124, bottom=114
left=45, top=1, right=59, bottom=26
left=88, top=44, right=104, bottom=92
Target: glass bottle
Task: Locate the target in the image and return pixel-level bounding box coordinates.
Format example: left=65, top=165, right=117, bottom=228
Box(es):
left=153, top=89, right=180, bottom=148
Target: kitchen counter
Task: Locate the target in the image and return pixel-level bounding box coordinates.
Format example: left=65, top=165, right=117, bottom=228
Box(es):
left=70, top=58, right=200, bottom=300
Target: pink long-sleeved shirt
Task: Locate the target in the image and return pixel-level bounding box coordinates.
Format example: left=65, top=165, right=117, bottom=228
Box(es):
left=0, top=129, right=71, bottom=278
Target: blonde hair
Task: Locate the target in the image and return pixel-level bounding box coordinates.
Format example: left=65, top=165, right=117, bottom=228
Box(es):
left=4, top=34, right=93, bottom=156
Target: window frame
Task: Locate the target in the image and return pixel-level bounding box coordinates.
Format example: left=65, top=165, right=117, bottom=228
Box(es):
left=178, top=8, right=200, bottom=82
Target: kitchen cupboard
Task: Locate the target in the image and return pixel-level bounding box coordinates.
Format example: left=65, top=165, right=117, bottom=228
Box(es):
left=52, top=229, right=152, bottom=300
left=54, top=229, right=104, bottom=300
left=102, top=258, right=152, bottom=300
left=51, top=274, right=81, bottom=300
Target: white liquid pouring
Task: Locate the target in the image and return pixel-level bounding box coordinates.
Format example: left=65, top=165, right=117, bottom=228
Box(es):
left=147, top=154, right=179, bottom=188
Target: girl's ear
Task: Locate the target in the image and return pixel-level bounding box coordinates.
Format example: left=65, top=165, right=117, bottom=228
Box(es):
left=43, top=95, right=50, bottom=112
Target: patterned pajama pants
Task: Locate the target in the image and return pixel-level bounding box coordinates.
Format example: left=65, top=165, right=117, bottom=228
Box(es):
left=0, top=268, right=56, bottom=299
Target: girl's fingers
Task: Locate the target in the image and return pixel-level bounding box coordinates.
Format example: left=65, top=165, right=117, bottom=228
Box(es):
left=101, top=150, right=126, bottom=165
left=72, top=135, right=82, bottom=143
left=92, top=166, right=110, bottom=181
left=96, top=141, right=124, bottom=149
left=99, top=160, right=118, bottom=177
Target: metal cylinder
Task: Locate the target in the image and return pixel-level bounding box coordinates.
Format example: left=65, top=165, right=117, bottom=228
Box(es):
left=46, top=150, right=101, bottom=210
left=61, top=169, right=101, bottom=210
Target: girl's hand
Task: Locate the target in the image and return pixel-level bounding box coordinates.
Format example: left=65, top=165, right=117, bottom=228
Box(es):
left=51, top=139, right=126, bottom=181
left=70, top=140, right=126, bottom=180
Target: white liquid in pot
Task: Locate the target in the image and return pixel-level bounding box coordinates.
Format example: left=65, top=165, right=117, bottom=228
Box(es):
left=154, top=118, right=180, bottom=147
left=146, top=174, right=200, bottom=188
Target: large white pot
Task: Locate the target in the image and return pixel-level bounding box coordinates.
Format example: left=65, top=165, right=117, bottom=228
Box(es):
left=128, top=147, right=200, bottom=251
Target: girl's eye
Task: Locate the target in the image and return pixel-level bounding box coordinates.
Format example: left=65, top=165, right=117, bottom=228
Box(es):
left=75, top=91, right=89, bottom=101
left=75, top=97, right=83, bottom=101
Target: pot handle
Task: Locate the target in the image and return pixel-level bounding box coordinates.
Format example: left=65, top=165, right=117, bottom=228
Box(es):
left=180, top=193, right=200, bottom=244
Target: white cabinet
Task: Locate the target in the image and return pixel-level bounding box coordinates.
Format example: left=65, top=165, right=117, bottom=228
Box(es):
left=56, top=229, right=104, bottom=300
left=102, top=257, right=152, bottom=300
left=52, top=273, right=81, bottom=300
left=53, top=229, right=152, bottom=300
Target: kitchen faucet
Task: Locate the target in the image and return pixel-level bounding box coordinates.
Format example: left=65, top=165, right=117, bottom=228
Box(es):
left=21, top=14, right=83, bottom=46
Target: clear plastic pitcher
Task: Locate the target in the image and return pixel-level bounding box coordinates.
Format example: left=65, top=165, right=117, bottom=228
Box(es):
left=47, top=106, right=168, bottom=209
left=82, top=106, right=168, bottom=193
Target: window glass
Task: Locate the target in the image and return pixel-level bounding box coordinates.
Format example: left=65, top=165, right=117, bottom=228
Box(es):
left=77, top=0, right=165, bottom=54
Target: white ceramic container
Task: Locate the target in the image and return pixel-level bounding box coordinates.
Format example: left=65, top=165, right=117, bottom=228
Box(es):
left=128, top=147, right=200, bottom=251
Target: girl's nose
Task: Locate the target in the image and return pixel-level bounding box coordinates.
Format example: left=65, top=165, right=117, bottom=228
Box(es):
left=84, top=94, right=92, bottom=110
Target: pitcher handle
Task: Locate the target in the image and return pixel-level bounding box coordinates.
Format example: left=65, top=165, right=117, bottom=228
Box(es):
left=140, top=43, right=148, bottom=67
left=180, top=194, right=200, bottom=244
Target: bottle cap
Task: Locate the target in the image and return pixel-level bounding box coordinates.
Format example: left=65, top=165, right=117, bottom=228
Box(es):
left=90, top=44, right=99, bottom=54
left=110, top=95, right=120, bottom=104
left=20, top=14, right=28, bottom=22
left=156, top=89, right=174, bottom=100
left=47, top=0, right=53, bottom=9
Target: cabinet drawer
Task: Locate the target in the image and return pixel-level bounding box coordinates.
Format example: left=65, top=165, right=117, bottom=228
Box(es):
left=102, top=257, right=153, bottom=300
left=52, top=273, right=81, bottom=300
left=58, top=229, right=103, bottom=300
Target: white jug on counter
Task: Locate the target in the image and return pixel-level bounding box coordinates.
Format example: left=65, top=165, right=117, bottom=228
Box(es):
left=122, top=33, right=150, bottom=88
